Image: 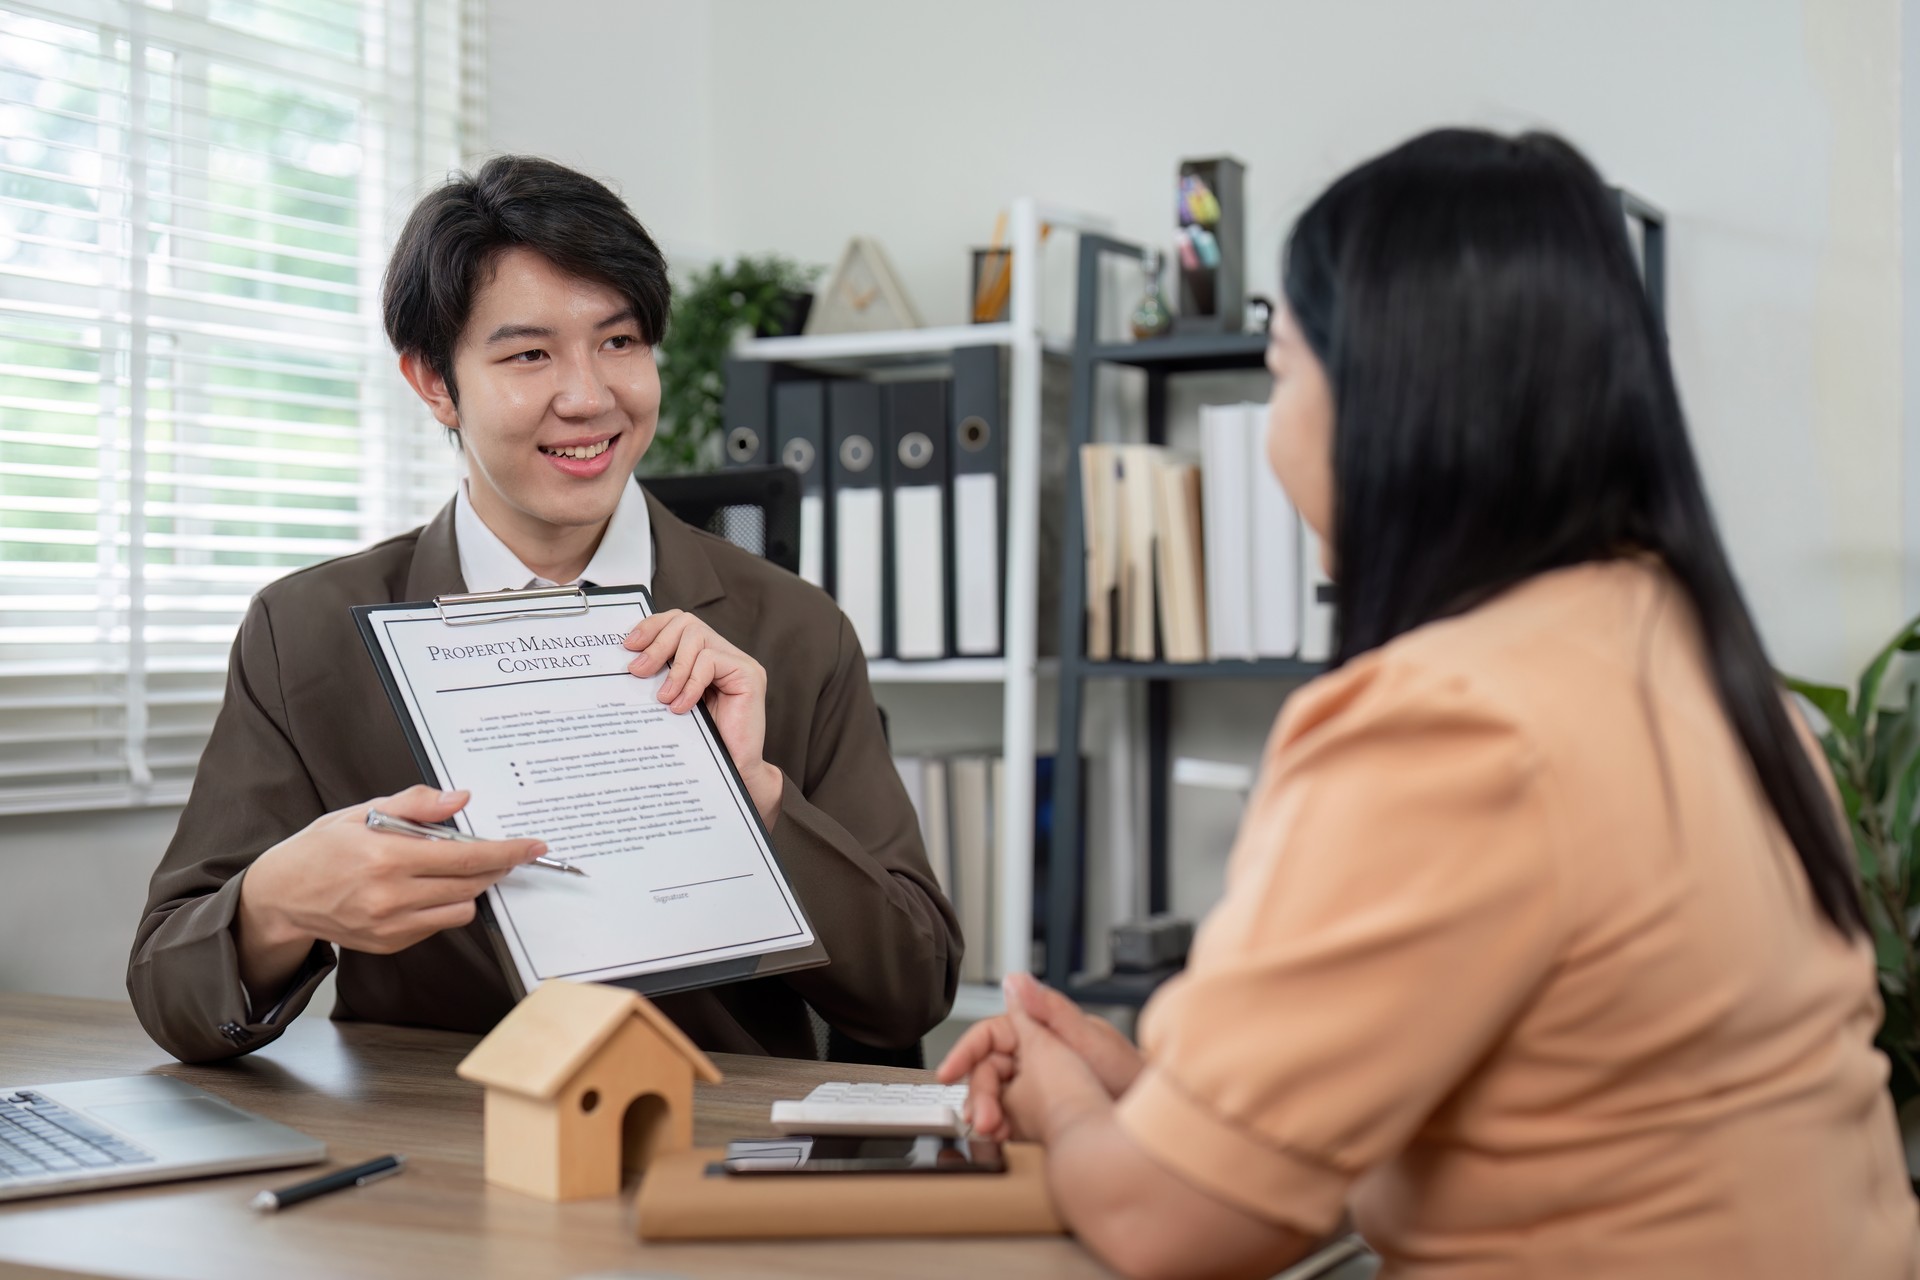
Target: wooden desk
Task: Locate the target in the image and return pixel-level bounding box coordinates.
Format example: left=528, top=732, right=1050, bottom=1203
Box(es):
left=0, top=994, right=1111, bottom=1280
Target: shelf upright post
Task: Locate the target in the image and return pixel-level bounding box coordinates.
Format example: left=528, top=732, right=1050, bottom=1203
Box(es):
left=1046, top=232, right=1142, bottom=989
left=997, top=197, right=1045, bottom=981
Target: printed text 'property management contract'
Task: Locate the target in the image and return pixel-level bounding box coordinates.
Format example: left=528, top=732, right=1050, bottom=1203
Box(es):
left=353, top=585, right=820, bottom=999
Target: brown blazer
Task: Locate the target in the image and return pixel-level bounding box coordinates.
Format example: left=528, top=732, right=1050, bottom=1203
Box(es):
left=128, top=492, right=961, bottom=1064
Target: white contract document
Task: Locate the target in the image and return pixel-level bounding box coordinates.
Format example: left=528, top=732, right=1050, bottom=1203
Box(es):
left=353, top=585, right=822, bottom=1000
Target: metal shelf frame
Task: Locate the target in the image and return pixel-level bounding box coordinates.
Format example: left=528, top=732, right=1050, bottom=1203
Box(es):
left=737, top=199, right=1109, bottom=983
left=1045, top=232, right=1319, bottom=993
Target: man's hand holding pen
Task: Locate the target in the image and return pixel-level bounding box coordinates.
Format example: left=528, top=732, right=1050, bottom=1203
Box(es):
left=233, top=785, right=547, bottom=1005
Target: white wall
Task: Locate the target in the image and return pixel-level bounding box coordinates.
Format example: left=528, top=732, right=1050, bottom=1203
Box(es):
left=485, top=0, right=721, bottom=264
left=486, top=0, right=1912, bottom=677
left=0, top=809, right=178, bottom=998
left=482, top=0, right=1910, bottom=921
left=2, top=0, right=1907, bottom=998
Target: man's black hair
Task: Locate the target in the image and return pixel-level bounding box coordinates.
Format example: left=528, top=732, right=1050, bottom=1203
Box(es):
left=382, top=154, right=670, bottom=404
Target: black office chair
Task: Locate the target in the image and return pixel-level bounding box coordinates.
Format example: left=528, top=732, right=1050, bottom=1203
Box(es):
left=639, top=465, right=801, bottom=576
left=642, top=465, right=925, bottom=1070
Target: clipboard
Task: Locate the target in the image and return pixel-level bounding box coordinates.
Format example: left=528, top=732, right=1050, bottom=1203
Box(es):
left=352, top=583, right=827, bottom=1002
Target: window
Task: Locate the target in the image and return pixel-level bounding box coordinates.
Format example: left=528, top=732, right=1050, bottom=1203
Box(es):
left=0, top=0, right=476, bottom=814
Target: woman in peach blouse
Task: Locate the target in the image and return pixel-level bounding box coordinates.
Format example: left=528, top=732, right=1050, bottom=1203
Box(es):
left=941, top=129, right=1919, bottom=1279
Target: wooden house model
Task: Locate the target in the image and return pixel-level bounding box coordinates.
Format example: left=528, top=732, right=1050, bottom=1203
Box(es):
left=456, top=979, right=722, bottom=1201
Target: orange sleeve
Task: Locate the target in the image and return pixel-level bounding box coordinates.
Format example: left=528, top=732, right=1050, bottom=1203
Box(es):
left=1115, top=656, right=1564, bottom=1236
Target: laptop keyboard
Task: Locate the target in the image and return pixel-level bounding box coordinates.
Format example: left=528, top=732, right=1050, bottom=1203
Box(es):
left=0, top=1091, right=153, bottom=1181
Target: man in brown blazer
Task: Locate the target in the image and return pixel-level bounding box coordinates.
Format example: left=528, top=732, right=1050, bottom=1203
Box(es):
left=127, top=156, right=961, bottom=1064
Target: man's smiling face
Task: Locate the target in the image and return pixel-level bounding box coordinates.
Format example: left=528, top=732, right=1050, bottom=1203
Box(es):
left=431, top=246, right=658, bottom=545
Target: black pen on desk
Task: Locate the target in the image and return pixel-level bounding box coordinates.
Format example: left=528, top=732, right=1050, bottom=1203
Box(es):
left=364, top=809, right=588, bottom=877
left=251, top=1154, right=405, bottom=1212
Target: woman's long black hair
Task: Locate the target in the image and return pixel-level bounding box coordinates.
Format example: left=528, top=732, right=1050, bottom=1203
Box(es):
left=1282, top=128, right=1864, bottom=935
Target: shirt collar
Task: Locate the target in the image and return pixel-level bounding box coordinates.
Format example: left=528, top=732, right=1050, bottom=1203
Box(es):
left=453, top=475, right=654, bottom=591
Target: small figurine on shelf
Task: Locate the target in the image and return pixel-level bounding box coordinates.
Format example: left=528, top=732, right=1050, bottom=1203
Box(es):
left=1130, top=247, right=1173, bottom=340
left=1244, top=294, right=1275, bottom=334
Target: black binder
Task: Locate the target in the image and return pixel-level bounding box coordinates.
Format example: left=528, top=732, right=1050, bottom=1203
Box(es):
left=886, top=379, right=950, bottom=660
left=773, top=379, right=830, bottom=592
left=721, top=358, right=773, bottom=467
left=950, top=346, right=1007, bottom=657
left=828, top=379, right=887, bottom=658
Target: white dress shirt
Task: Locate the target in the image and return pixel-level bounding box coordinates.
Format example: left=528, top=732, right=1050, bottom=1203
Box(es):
left=453, top=475, right=655, bottom=591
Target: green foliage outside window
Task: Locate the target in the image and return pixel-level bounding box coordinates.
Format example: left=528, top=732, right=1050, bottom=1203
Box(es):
left=0, top=4, right=399, bottom=576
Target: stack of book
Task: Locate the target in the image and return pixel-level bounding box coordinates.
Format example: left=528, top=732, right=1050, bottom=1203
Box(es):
left=1080, top=402, right=1333, bottom=665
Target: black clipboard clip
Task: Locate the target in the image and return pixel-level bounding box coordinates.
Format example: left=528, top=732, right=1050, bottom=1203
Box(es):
left=433, top=585, right=589, bottom=628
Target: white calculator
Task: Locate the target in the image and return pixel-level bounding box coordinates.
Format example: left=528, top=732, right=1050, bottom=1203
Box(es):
left=768, top=1081, right=970, bottom=1137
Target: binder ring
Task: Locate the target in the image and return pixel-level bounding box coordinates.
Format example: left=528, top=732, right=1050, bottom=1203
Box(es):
left=897, top=432, right=933, bottom=469
left=434, top=585, right=590, bottom=627
left=781, top=437, right=816, bottom=473
left=727, top=426, right=761, bottom=461
left=839, top=435, right=874, bottom=473
left=959, top=416, right=991, bottom=452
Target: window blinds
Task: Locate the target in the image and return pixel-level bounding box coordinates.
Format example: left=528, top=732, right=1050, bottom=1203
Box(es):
left=0, top=0, right=471, bottom=815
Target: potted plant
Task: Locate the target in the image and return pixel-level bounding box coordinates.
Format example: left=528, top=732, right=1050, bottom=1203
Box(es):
left=1785, top=615, right=1920, bottom=1129
left=647, top=254, right=820, bottom=475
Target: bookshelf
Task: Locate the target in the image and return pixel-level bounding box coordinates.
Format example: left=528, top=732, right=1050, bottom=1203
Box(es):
left=733, top=198, right=1110, bottom=1011
left=1090, top=332, right=1268, bottom=372
left=865, top=657, right=1060, bottom=685
left=1070, top=657, right=1318, bottom=682
left=1044, top=197, right=1667, bottom=1005
left=1048, top=233, right=1323, bottom=1005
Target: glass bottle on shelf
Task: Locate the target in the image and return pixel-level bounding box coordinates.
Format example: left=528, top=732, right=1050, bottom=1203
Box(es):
left=1130, top=248, right=1172, bottom=340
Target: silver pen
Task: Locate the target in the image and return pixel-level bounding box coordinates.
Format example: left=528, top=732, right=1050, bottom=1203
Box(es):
left=364, top=809, right=588, bottom=877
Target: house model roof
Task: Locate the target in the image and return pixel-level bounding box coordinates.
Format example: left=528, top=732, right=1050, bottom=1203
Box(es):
left=456, top=980, right=723, bottom=1099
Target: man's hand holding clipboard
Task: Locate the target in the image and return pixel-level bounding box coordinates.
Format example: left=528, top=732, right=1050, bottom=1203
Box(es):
left=623, top=609, right=783, bottom=828
left=349, top=584, right=825, bottom=1002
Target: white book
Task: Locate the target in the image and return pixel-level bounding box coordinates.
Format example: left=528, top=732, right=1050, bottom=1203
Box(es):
left=949, top=755, right=993, bottom=984
left=1115, top=444, right=1163, bottom=661
left=1200, top=404, right=1254, bottom=661
left=988, top=755, right=1008, bottom=980
left=1299, top=517, right=1335, bottom=663
left=922, top=757, right=951, bottom=895
left=894, top=755, right=952, bottom=895
left=1080, top=445, right=1120, bottom=661
left=894, top=755, right=925, bottom=821
left=1152, top=457, right=1207, bottom=663
left=1246, top=403, right=1301, bottom=658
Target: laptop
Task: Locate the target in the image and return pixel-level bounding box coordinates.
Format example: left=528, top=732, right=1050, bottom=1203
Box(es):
left=0, top=1075, right=324, bottom=1202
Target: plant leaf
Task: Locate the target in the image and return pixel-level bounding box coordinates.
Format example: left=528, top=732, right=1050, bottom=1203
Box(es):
left=1870, top=707, right=1905, bottom=798
left=1784, top=676, right=1860, bottom=743
left=1866, top=888, right=1901, bottom=957
left=1834, top=768, right=1865, bottom=831
left=1855, top=612, right=1920, bottom=762
left=1893, top=753, right=1920, bottom=848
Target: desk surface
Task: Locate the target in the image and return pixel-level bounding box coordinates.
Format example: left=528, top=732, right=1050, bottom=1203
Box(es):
left=0, top=994, right=1112, bottom=1280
